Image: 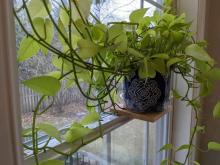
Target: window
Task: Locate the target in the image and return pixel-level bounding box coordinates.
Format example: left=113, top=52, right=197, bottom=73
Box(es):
left=13, top=0, right=172, bottom=164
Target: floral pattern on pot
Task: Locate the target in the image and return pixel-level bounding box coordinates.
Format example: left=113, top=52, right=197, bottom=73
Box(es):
left=124, top=72, right=170, bottom=113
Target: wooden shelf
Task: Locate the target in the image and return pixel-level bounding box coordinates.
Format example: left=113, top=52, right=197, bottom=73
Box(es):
left=112, top=103, right=172, bottom=123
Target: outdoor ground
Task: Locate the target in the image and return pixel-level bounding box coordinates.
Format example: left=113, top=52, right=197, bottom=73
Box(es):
left=21, top=102, right=87, bottom=129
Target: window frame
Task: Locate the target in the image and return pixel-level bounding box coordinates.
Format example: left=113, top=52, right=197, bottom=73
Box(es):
left=0, top=0, right=204, bottom=165
left=0, top=1, right=23, bottom=165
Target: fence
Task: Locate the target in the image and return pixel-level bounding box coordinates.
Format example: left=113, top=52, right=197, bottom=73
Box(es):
left=19, top=85, right=86, bottom=114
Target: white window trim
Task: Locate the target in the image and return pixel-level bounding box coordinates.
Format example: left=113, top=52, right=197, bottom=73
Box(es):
left=0, top=1, right=23, bottom=165
left=171, top=0, right=206, bottom=164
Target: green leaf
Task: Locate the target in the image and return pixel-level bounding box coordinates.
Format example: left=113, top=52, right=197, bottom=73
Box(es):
left=57, top=18, right=68, bottom=51
left=192, top=161, right=200, bottom=165
left=127, top=48, right=144, bottom=58
left=200, top=80, right=213, bottom=96
left=91, top=24, right=106, bottom=42
left=176, top=144, right=190, bottom=152
left=47, top=71, right=61, bottom=79
left=39, top=159, right=64, bottom=165
left=213, top=101, right=220, bottom=119
left=193, top=125, right=205, bottom=134
left=22, top=128, right=32, bottom=137
left=23, top=76, right=61, bottom=96
left=80, top=110, right=100, bottom=126
left=159, top=144, right=172, bottom=152
left=138, top=58, right=156, bottom=79
left=28, top=0, right=52, bottom=18
left=52, top=57, right=72, bottom=72
left=162, top=13, right=175, bottom=24
left=207, top=68, right=220, bottom=81
left=37, top=123, right=61, bottom=142
left=172, top=89, right=182, bottom=99
left=185, top=44, right=214, bottom=64
left=151, top=59, right=167, bottom=75
left=164, top=0, right=173, bottom=7
left=151, top=54, right=170, bottom=59
left=64, top=123, right=92, bottom=143
left=17, top=37, right=39, bottom=62
left=129, top=8, right=148, bottom=23
left=160, top=159, right=168, bottom=165
left=59, top=8, right=69, bottom=26
left=114, top=33, right=128, bottom=53
left=208, top=141, right=220, bottom=151
left=33, top=18, right=54, bottom=55
left=167, top=57, right=182, bottom=69
left=174, top=161, right=183, bottom=165
left=71, top=0, right=92, bottom=21
left=77, top=39, right=100, bottom=59
left=108, top=24, right=124, bottom=42
left=147, top=29, right=156, bottom=37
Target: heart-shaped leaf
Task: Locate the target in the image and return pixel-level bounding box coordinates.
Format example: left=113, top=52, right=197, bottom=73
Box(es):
left=185, top=44, right=214, bottom=64
left=28, top=0, right=52, bottom=18
left=64, top=123, right=92, bottom=143
left=23, top=76, right=61, bottom=96
left=18, top=37, right=40, bottom=62
left=77, top=39, right=100, bottom=59
left=37, top=123, right=61, bottom=142
left=129, top=8, right=148, bottom=23
left=80, top=110, right=100, bottom=126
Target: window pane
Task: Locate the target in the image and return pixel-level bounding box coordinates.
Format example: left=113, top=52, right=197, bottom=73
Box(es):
left=64, top=116, right=170, bottom=165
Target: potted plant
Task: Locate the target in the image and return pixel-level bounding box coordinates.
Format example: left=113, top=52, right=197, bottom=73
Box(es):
left=14, top=0, right=220, bottom=164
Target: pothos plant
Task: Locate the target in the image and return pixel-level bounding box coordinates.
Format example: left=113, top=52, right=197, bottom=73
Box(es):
left=14, top=0, right=220, bottom=164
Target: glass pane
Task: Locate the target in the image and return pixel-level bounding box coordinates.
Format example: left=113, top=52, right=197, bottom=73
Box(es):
left=65, top=115, right=170, bottom=165
left=91, top=0, right=142, bottom=22
left=68, top=120, right=145, bottom=165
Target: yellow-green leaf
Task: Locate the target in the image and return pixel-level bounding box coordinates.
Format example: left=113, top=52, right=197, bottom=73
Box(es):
left=129, top=8, right=148, bottom=23
left=47, top=71, right=61, bottom=79
left=37, top=123, right=61, bottom=142
left=77, top=39, right=100, bottom=59
left=127, top=48, right=144, bottom=58
left=172, top=89, right=182, bottom=99
left=160, top=159, right=168, bottom=165
left=17, top=37, right=40, bottom=62
left=167, top=57, right=182, bottom=69
left=28, top=0, right=52, bottom=18
left=71, top=0, right=92, bottom=21
left=64, top=123, right=92, bottom=143
left=80, top=110, right=100, bottom=126
left=138, top=58, right=156, bottom=79
left=192, top=161, right=200, bottom=165
left=185, top=44, right=214, bottom=64
left=33, top=18, right=54, bottom=55
left=151, top=59, right=166, bottom=75
left=151, top=53, right=170, bottom=59
left=159, top=144, right=172, bottom=152
left=213, top=101, right=220, bottom=119
left=176, top=144, right=190, bottom=152
left=22, top=128, right=32, bottom=137
left=108, top=24, right=124, bottom=42
left=23, top=76, right=61, bottom=96
left=208, top=141, right=220, bottom=151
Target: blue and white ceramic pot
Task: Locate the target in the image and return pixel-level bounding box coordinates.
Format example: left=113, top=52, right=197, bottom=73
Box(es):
left=123, top=72, right=170, bottom=113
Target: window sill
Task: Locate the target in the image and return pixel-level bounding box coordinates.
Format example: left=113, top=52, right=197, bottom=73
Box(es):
left=24, top=113, right=131, bottom=165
